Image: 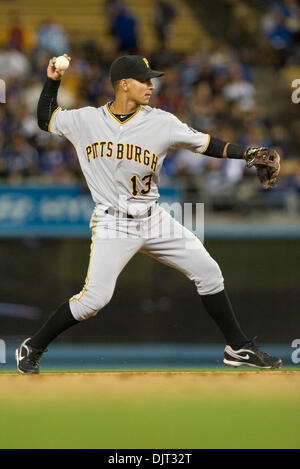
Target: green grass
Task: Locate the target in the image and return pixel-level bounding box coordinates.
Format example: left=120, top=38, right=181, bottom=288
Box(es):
left=1, top=397, right=299, bottom=449
left=1, top=371, right=299, bottom=449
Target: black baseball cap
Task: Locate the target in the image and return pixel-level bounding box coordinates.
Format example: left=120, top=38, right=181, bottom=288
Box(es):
left=110, top=55, right=164, bottom=82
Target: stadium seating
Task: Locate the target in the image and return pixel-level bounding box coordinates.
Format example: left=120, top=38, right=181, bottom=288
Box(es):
left=0, top=0, right=209, bottom=52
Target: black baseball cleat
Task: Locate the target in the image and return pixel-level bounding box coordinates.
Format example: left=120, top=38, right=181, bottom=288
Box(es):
left=15, top=338, right=46, bottom=374
left=223, top=339, right=282, bottom=369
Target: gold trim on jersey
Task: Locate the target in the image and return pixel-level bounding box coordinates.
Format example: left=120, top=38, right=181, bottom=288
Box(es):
left=106, top=102, right=142, bottom=125
left=70, top=227, right=96, bottom=303
left=48, top=106, right=61, bottom=133
left=200, top=134, right=211, bottom=154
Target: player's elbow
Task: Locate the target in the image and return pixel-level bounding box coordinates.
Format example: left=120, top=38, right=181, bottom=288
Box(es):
left=37, top=105, right=50, bottom=131
left=37, top=118, right=49, bottom=132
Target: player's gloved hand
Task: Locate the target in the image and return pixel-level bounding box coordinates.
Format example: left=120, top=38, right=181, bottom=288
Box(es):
left=244, top=146, right=280, bottom=189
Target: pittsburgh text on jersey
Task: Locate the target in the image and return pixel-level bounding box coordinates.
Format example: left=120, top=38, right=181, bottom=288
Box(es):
left=85, top=141, right=158, bottom=172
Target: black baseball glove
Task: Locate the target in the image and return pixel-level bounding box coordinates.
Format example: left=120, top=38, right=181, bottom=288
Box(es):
left=244, top=147, right=280, bottom=189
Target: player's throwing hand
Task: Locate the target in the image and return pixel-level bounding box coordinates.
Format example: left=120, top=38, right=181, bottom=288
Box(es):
left=47, top=54, right=71, bottom=81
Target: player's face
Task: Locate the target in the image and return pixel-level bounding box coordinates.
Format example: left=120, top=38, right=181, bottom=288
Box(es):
left=126, top=78, right=155, bottom=105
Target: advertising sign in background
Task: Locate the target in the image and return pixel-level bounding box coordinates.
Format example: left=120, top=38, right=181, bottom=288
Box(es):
left=0, top=184, right=182, bottom=237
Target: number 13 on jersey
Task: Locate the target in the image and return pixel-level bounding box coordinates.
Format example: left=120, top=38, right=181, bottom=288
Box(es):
left=130, top=173, right=153, bottom=196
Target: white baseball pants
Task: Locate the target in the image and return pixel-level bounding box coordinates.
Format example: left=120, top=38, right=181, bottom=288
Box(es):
left=69, top=204, right=224, bottom=321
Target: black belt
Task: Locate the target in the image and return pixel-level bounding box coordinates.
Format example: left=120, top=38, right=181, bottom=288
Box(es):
left=105, top=206, right=153, bottom=219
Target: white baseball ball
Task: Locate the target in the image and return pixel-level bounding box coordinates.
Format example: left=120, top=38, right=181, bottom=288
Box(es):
left=55, top=56, right=70, bottom=71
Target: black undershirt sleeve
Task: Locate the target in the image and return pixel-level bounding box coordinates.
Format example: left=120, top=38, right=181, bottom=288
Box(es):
left=204, top=137, right=226, bottom=157
left=37, top=78, right=61, bottom=131
left=226, top=142, right=248, bottom=159
left=203, top=136, right=248, bottom=159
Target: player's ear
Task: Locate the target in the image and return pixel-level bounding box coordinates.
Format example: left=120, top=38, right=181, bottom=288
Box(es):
left=120, top=79, right=128, bottom=92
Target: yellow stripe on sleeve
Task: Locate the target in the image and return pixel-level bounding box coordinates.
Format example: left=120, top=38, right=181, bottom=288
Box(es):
left=48, top=106, right=61, bottom=133
left=200, top=134, right=211, bottom=154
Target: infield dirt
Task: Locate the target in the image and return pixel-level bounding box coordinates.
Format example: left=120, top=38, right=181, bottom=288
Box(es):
left=1, top=370, right=299, bottom=398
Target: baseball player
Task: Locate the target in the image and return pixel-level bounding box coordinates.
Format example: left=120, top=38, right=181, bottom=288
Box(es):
left=15, top=54, right=281, bottom=373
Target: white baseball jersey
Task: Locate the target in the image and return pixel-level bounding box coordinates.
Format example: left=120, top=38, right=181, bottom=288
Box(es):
left=49, top=103, right=210, bottom=213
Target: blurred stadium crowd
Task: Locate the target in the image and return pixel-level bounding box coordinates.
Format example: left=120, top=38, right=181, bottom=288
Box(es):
left=0, top=0, right=299, bottom=213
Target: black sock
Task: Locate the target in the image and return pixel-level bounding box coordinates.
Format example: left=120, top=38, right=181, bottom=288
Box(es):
left=28, top=301, right=79, bottom=350
left=200, top=289, right=249, bottom=349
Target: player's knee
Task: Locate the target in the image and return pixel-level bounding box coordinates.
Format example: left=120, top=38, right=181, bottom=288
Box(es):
left=70, top=290, right=113, bottom=321
left=195, top=260, right=224, bottom=295
left=93, top=291, right=113, bottom=312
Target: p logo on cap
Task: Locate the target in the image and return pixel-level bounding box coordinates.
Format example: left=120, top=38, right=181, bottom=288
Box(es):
left=143, top=58, right=150, bottom=68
